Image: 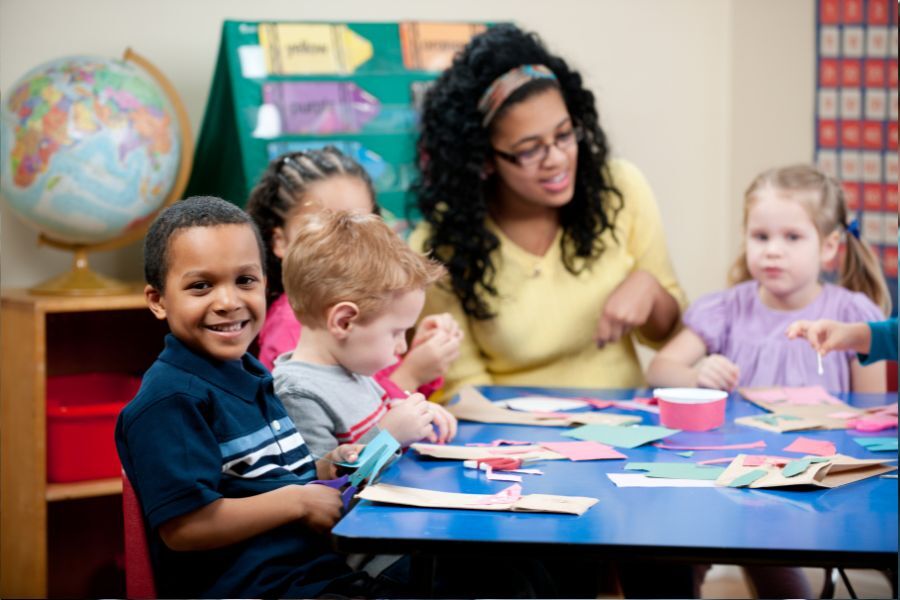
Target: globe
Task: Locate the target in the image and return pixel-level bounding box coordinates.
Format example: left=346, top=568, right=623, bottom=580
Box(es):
left=0, top=50, right=191, bottom=294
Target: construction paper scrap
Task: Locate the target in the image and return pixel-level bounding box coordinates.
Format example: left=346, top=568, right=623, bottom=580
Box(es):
left=869, top=403, right=898, bottom=416
left=882, top=474, right=899, bottom=479
left=610, top=400, right=661, bottom=414
left=470, top=483, right=523, bottom=505
left=827, top=411, right=862, bottom=419
left=783, top=437, right=836, bottom=457
left=501, top=396, right=589, bottom=412
left=633, top=396, right=658, bottom=405
left=676, top=451, right=695, bottom=458
left=782, top=458, right=812, bottom=477
left=463, top=460, right=542, bottom=476
left=607, top=473, right=717, bottom=488
left=484, top=466, right=523, bottom=483
left=625, top=462, right=725, bottom=480
left=754, top=414, right=802, bottom=425
left=698, top=457, right=739, bottom=465
left=728, top=469, right=768, bottom=488
left=539, top=441, right=626, bottom=461
left=655, top=441, right=766, bottom=451
left=563, top=424, right=680, bottom=448
left=743, top=455, right=791, bottom=467
left=349, top=430, right=401, bottom=487
left=741, top=388, right=789, bottom=403
left=734, top=414, right=825, bottom=433
left=583, top=399, right=614, bottom=409
left=410, top=442, right=563, bottom=462
left=466, top=439, right=533, bottom=447
left=847, top=414, right=898, bottom=432
left=852, top=437, right=899, bottom=452
left=783, top=386, right=842, bottom=405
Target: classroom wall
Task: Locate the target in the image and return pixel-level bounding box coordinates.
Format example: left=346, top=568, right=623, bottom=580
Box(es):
left=0, top=0, right=814, bottom=304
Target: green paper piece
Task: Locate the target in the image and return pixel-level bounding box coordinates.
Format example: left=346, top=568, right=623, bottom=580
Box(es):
left=625, top=462, right=725, bottom=480
left=782, top=458, right=811, bottom=477
left=676, top=451, right=695, bottom=458
left=852, top=437, right=899, bottom=452
left=728, top=469, right=768, bottom=487
left=755, top=414, right=802, bottom=426
left=563, top=424, right=680, bottom=448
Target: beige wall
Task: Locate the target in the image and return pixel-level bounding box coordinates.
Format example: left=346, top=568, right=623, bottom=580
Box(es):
left=0, top=0, right=813, bottom=303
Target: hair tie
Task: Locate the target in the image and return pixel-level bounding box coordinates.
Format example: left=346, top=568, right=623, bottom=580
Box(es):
left=477, top=64, right=558, bottom=127
left=846, top=218, right=861, bottom=240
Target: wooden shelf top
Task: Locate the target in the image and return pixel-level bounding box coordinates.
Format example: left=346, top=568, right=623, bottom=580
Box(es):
left=46, top=478, right=122, bottom=502
left=1, top=288, right=147, bottom=313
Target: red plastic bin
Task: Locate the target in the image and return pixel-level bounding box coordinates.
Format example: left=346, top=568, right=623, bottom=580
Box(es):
left=46, top=373, right=142, bottom=483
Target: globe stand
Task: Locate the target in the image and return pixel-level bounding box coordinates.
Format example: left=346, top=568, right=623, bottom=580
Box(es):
left=29, top=246, right=133, bottom=296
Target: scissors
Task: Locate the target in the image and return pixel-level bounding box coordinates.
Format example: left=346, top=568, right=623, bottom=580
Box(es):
left=309, top=474, right=357, bottom=511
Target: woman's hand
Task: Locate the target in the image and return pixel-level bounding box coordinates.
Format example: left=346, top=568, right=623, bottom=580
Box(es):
left=594, top=270, right=659, bottom=347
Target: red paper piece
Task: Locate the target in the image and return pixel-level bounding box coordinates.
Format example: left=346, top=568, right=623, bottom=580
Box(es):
left=783, top=437, right=836, bottom=456
left=742, top=455, right=791, bottom=467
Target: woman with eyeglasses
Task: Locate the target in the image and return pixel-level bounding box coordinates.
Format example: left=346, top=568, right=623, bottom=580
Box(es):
left=409, top=24, right=686, bottom=401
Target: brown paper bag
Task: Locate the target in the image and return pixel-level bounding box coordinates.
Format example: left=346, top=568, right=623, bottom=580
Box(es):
left=449, top=387, right=640, bottom=427
left=410, top=443, right=565, bottom=462
left=738, top=387, right=863, bottom=430
left=715, top=453, right=896, bottom=489
left=356, top=483, right=597, bottom=515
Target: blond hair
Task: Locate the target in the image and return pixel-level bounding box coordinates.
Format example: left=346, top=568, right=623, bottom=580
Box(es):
left=728, top=164, right=891, bottom=315
left=283, top=210, right=445, bottom=327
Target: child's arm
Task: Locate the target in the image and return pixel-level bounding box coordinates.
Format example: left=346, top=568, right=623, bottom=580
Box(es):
left=647, top=328, right=740, bottom=391
left=158, top=483, right=343, bottom=552
left=849, top=358, right=887, bottom=393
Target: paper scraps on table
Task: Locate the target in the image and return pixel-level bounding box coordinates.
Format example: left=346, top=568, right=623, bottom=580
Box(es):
left=607, top=473, right=717, bottom=488
left=348, top=430, right=401, bottom=487
left=852, top=437, right=899, bottom=452
left=539, top=441, right=626, bottom=461
left=463, top=459, right=543, bottom=478
left=697, top=457, right=739, bottom=465
left=676, top=451, right=695, bottom=458
left=411, top=442, right=564, bottom=462
left=562, top=424, right=679, bottom=448
left=846, top=414, right=899, bottom=432
left=715, top=453, right=896, bottom=489
left=783, top=437, right=836, bottom=457
left=742, top=455, right=791, bottom=467
left=654, top=440, right=766, bottom=451
left=624, top=462, right=725, bottom=480
left=448, top=387, right=640, bottom=427
left=739, top=386, right=856, bottom=430
left=734, top=413, right=825, bottom=433
left=356, top=483, right=598, bottom=515
left=781, top=456, right=830, bottom=477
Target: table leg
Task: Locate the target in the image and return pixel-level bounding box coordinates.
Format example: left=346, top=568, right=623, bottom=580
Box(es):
left=410, top=553, right=435, bottom=597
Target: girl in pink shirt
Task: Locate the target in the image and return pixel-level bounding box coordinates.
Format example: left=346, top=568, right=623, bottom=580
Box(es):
left=247, top=147, right=462, bottom=400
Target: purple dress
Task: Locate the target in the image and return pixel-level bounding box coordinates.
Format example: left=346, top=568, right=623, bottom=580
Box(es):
left=683, top=281, right=883, bottom=391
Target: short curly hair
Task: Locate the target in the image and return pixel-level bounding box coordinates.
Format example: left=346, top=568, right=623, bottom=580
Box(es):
left=143, top=195, right=265, bottom=292
left=412, top=24, right=623, bottom=320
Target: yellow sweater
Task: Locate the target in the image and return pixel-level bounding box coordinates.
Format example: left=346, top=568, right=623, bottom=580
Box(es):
left=409, top=159, right=686, bottom=400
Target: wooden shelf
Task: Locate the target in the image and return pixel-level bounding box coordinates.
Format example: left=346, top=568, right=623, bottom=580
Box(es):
left=46, top=478, right=123, bottom=502
left=0, top=287, right=147, bottom=313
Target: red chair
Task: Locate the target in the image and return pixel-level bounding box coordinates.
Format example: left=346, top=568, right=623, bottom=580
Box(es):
left=887, top=360, right=897, bottom=392
left=122, top=472, right=157, bottom=599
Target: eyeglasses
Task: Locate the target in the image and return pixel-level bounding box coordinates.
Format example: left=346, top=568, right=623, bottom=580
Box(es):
left=492, top=126, right=583, bottom=169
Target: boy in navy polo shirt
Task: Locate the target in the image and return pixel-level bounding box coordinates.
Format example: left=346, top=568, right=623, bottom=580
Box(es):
left=115, top=196, right=369, bottom=598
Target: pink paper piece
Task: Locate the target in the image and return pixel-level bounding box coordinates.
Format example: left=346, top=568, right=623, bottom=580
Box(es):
left=488, top=446, right=536, bottom=455
left=540, top=441, right=626, bottom=461
left=633, top=396, right=658, bottom=406
left=466, top=439, right=532, bottom=447
left=827, top=411, right=862, bottom=419
left=484, top=466, right=523, bottom=482
left=610, top=400, right=661, bottom=414
left=742, top=455, right=792, bottom=467
left=654, top=441, right=766, bottom=451
left=698, top=457, right=739, bottom=465
left=782, top=386, right=842, bottom=406
left=783, top=437, right=836, bottom=456
left=869, top=403, right=898, bottom=416
left=743, top=388, right=789, bottom=403
left=470, top=483, right=522, bottom=505
left=847, top=415, right=898, bottom=432
left=582, top=399, right=614, bottom=410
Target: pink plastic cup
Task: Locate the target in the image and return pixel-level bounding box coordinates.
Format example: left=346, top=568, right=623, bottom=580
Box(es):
left=654, top=388, right=728, bottom=431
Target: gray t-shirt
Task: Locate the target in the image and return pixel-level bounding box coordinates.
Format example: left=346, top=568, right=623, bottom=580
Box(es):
left=273, top=353, right=387, bottom=457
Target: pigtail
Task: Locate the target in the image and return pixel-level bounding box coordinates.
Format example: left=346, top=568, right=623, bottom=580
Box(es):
left=727, top=250, right=753, bottom=287
left=840, top=230, right=892, bottom=316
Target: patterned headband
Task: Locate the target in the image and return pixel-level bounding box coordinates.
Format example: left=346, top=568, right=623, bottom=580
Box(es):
left=476, top=64, right=558, bottom=127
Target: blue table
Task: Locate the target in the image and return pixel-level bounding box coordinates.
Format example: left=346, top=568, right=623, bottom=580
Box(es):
left=333, top=387, right=897, bottom=571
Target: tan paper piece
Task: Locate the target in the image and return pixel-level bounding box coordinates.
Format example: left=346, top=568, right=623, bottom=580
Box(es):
left=449, top=387, right=640, bottom=427
left=739, top=387, right=861, bottom=430
left=734, top=414, right=826, bottom=433
left=411, top=443, right=566, bottom=462
left=715, top=453, right=896, bottom=489
left=356, top=483, right=597, bottom=515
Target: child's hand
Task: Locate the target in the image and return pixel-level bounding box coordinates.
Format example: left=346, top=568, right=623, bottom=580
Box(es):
left=594, top=271, right=657, bottom=347
left=379, top=393, right=436, bottom=445
left=786, top=319, right=871, bottom=355
left=316, top=444, right=362, bottom=479
left=295, top=484, right=343, bottom=533
left=396, top=329, right=461, bottom=387
left=695, top=354, right=740, bottom=391
left=425, top=402, right=458, bottom=444
left=412, top=313, right=462, bottom=347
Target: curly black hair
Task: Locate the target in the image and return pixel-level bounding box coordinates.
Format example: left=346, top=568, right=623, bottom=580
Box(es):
left=246, top=147, right=378, bottom=305
left=144, top=195, right=265, bottom=292
left=412, top=24, right=623, bottom=320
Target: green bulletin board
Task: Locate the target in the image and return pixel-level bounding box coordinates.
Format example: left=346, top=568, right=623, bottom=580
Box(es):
left=185, top=20, right=489, bottom=226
